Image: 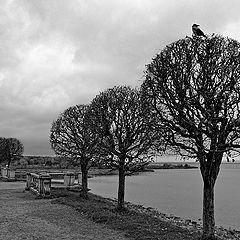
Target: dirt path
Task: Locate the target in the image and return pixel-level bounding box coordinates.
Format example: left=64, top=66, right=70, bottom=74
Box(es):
left=0, top=182, right=128, bottom=240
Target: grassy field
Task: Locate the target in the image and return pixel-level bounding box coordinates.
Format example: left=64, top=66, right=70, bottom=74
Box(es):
left=51, top=188, right=202, bottom=240
left=0, top=187, right=127, bottom=240
left=0, top=178, right=235, bottom=239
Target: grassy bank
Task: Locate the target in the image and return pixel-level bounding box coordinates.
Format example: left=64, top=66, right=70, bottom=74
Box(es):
left=51, top=188, right=200, bottom=240
left=51, top=188, right=240, bottom=240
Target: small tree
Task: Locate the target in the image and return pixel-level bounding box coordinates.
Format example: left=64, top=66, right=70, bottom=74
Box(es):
left=142, top=35, right=240, bottom=239
left=0, top=137, right=24, bottom=166
left=87, top=86, right=159, bottom=210
left=0, top=137, right=6, bottom=164
left=50, top=104, right=99, bottom=198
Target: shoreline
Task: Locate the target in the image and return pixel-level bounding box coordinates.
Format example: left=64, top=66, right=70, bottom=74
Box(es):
left=52, top=188, right=240, bottom=240
left=122, top=200, right=240, bottom=240
left=146, top=163, right=198, bottom=170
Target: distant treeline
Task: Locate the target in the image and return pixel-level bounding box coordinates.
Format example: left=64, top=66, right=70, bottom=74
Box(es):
left=7, top=155, right=114, bottom=169
left=9, top=155, right=75, bottom=169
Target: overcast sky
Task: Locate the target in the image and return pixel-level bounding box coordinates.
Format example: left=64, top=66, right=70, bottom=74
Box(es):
left=1, top=0, right=240, bottom=155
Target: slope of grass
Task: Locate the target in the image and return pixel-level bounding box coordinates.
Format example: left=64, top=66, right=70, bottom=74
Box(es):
left=51, top=189, right=201, bottom=240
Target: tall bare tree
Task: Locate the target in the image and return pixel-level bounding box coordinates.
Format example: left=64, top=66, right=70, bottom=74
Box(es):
left=87, top=86, right=160, bottom=210
left=50, top=104, right=98, bottom=198
left=0, top=137, right=24, bottom=166
left=141, top=35, right=240, bottom=240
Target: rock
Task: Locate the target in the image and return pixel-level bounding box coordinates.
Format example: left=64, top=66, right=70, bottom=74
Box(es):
left=185, top=219, right=191, bottom=224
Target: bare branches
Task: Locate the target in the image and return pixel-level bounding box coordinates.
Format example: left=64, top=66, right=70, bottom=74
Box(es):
left=50, top=104, right=100, bottom=197
left=50, top=104, right=99, bottom=165
left=0, top=137, right=24, bottom=166
left=142, top=35, right=240, bottom=164
left=87, top=85, right=161, bottom=169
left=86, top=85, right=163, bottom=209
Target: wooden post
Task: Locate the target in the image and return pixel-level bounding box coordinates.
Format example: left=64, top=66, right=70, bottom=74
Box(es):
left=6, top=167, right=10, bottom=178
left=1, top=167, right=8, bottom=178
left=8, top=169, right=16, bottom=179
left=39, top=173, right=52, bottom=196
left=25, top=173, right=32, bottom=190
left=78, top=173, right=82, bottom=185
left=64, top=172, right=75, bottom=187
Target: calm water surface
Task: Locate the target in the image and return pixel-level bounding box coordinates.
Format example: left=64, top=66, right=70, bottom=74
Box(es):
left=89, top=163, right=240, bottom=230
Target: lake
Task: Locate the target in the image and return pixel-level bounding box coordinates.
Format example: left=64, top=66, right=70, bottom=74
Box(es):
left=89, top=162, right=240, bottom=230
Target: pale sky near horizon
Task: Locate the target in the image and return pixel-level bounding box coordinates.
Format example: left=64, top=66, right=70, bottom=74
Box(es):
left=1, top=0, right=240, bottom=155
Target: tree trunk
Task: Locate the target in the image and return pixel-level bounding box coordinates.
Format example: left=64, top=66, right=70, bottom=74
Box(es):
left=6, top=140, right=11, bottom=167
left=200, top=158, right=221, bottom=240
left=202, top=178, right=216, bottom=240
left=7, top=157, right=11, bottom=168
left=117, top=163, right=125, bottom=210
left=81, top=163, right=88, bottom=199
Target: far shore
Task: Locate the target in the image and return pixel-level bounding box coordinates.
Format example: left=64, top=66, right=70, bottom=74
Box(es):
left=1, top=162, right=199, bottom=180
left=146, top=162, right=198, bottom=170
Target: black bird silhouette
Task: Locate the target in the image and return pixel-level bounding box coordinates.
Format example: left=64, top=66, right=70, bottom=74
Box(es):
left=192, top=24, right=206, bottom=37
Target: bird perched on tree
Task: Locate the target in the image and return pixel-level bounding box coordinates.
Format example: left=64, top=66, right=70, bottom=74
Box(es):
left=192, top=24, right=206, bottom=37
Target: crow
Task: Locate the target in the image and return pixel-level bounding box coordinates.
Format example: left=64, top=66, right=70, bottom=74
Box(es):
left=192, top=24, right=206, bottom=37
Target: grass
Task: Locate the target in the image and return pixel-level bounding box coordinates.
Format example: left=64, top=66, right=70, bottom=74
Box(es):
left=51, top=188, right=201, bottom=240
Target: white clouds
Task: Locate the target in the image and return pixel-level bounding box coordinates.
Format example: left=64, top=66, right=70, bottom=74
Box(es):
left=16, top=36, right=79, bottom=79
left=0, top=72, right=5, bottom=87
left=1, top=0, right=240, bottom=155
left=222, top=21, right=240, bottom=40
left=31, top=86, right=70, bottom=111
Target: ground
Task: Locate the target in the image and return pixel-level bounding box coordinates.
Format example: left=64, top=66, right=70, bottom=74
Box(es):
left=0, top=182, right=127, bottom=240
left=1, top=181, right=236, bottom=240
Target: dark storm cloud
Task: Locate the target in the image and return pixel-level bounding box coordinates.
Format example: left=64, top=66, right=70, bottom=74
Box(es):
left=1, top=0, right=240, bottom=155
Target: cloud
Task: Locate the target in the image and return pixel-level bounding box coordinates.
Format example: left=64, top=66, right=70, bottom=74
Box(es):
left=1, top=0, right=240, bottom=155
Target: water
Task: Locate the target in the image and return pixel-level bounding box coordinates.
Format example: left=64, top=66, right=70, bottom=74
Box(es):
left=89, top=162, right=240, bottom=230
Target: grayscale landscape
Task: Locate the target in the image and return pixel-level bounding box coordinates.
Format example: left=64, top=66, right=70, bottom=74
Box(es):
left=1, top=1, right=240, bottom=240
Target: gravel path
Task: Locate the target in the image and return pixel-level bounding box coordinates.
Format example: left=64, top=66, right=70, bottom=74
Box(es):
left=0, top=182, right=128, bottom=240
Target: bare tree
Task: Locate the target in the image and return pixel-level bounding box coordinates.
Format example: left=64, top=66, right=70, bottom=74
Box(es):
left=50, top=104, right=98, bottom=198
left=0, top=137, right=24, bottom=166
left=141, top=35, right=240, bottom=239
left=87, top=86, right=159, bottom=210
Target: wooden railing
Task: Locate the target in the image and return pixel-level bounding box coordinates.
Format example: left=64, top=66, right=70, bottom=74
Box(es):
left=49, top=172, right=76, bottom=187
left=1, top=168, right=80, bottom=185
left=25, top=171, right=78, bottom=197
left=25, top=173, right=52, bottom=198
